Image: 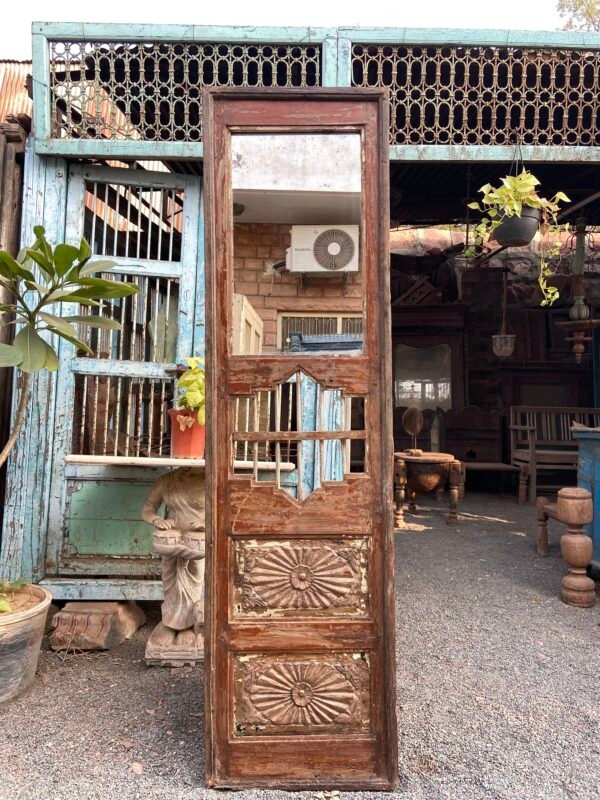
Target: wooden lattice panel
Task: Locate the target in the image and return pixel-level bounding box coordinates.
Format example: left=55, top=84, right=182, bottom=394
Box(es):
left=49, top=40, right=321, bottom=141
left=352, top=43, right=600, bottom=146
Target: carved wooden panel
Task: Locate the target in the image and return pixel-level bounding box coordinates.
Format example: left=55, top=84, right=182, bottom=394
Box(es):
left=234, top=653, right=371, bottom=736
left=233, top=538, right=369, bottom=617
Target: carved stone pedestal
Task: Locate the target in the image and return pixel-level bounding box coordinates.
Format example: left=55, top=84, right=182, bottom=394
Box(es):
left=50, top=601, right=146, bottom=651
left=145, top=622, right=204, bottom=667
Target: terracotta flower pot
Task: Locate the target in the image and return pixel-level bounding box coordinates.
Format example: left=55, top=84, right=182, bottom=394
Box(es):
left=168, top=408, right=206, bottom=458
left=0, top=584, right=52, bottom=704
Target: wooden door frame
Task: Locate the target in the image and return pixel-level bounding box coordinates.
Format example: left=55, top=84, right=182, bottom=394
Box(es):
left=203, top=87, right=396, bottom=790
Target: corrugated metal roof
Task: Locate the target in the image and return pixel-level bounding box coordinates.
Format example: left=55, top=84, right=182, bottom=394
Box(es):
left=0, top=60, right=32, bottom=123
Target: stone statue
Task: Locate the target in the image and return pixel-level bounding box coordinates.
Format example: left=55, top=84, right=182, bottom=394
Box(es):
left=142, top=467, right=206, bottom=666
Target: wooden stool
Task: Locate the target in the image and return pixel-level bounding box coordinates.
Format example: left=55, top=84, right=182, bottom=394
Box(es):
left=536, top=488, right=596, bottom=608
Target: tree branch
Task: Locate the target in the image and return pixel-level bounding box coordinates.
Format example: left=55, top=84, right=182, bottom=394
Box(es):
left=0, top=372, right=31, bottom=469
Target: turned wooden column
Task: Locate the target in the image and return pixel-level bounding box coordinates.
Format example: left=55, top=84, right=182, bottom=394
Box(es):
left=556, top=487, right=597, bottom=608
left=394, top=456, right=407, bottom=527
left=448, top=460, right=461, bottom=522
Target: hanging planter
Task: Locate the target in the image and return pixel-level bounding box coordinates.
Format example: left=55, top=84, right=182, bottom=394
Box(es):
left=492, top=333, right=516, bottom=359
left=492, top=206, right=541, bottom=248
left=468, top=168, right=569, bottom=306
left=492, top=263, right=516, bottom=360
left=169, top=357, right=206, bottom=459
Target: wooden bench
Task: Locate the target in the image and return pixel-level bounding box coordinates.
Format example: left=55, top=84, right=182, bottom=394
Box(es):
left=510, top=406, right=600, bottom=504
left=443, top=405, right=528, bottom=503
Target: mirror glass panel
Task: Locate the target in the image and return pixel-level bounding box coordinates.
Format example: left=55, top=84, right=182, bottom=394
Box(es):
left=230, top=133, right=364, bottom=356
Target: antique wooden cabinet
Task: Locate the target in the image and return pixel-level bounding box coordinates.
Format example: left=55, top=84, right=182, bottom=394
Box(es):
left=203, top=88, right=397, bottom=789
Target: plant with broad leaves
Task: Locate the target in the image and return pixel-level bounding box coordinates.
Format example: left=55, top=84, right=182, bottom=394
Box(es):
left=0, top=578, right=26, bottom=613
left=174, top=357, right=206, bottom=424
left=0, top=225, right=138, bottom=468
left=466, top=170, right=570, bottom=306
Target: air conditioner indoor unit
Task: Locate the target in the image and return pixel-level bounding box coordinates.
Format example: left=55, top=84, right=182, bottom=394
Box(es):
left=286, top=225, right=359, bottom=274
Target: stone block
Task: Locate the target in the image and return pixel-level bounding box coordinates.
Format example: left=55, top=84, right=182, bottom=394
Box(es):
left=50, top=601, right=146, bottom=651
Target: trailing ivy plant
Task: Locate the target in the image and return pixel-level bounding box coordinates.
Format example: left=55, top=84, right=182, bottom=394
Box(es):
left=174, top=357, right=206, bottom=424
left=467, top=170, right=570, bottom=306
left=0, top=226, right=138, bottom=468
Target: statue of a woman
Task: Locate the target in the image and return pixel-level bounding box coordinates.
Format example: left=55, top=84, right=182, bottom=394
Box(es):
left=142, top=467, right=206, bottom=666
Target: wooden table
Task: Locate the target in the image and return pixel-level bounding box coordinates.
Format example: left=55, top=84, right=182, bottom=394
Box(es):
left=394, top=451, right=462, bottom=525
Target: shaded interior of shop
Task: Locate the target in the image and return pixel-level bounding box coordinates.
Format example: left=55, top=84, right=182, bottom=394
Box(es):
left=388, top=160, right=600, bottom=496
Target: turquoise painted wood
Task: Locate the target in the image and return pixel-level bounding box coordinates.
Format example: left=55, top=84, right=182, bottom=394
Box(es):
left=32, top=23, right=600, bottom=164
left=0, top=145, right=67, bottom=582
left=40, top=577, right=163, bottom=601
left=389, top=145, right=600, bottom=164
left=32, top=22, right=335, bottom=43
left=337, top=25, right=600, bottom=47
left=67, top=481, right=155, bottom=557
left=573, top=429, right=600, bottom=565
left=193, top=187, right=206, bottom=358
left=44, top=164, right=203, bottom=579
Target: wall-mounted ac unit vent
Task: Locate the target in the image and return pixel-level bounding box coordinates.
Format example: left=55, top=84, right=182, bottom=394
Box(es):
left=286, top=225, right=359, bottom=274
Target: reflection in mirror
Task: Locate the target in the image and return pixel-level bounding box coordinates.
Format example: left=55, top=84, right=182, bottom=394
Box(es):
left=231, top=133, right=364, bottom=356
left=394, top=343, right=452, bottom=410
left=232, top=372, right=365, bottom=501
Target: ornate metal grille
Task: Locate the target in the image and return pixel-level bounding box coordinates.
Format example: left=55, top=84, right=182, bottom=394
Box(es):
left=49, top=40, right=321, bottom=141
left=352, top=43, right=600, bottom=146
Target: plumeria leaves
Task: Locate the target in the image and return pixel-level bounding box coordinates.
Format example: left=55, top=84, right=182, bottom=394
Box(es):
left=0, top=343, right=23, bottom=368
left=65, top=315, right=121, bottom=330
left=13, top=327, right=48, bottom=373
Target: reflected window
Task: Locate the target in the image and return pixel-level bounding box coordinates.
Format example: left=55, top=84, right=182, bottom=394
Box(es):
left=394, top=344, right=452, bottom=410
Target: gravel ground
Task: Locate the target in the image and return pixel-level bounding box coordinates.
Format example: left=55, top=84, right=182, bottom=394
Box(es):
left=1, top=493, right=599, bottom=800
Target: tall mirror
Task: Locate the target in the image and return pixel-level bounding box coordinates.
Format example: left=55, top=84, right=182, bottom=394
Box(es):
left=229, top=132, right=365, bottom=496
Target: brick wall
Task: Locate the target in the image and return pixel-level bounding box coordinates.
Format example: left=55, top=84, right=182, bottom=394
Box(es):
left=233, top=223, right=362, bottom=353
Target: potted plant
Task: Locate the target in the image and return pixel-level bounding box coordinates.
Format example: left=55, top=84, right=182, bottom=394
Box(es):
left=0, top=226, right=137, bottom=703
left=169, top=356, right=206, bottom=458
left=0, top=579, right=52, bottom=703
left=468, top=169, right=569, bottom=305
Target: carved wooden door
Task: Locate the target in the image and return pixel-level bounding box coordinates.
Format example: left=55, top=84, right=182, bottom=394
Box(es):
left=204, top=88, right=397, bottom=790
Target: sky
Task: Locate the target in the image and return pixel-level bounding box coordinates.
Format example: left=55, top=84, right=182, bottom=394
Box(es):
left=1, top=0, right=566, bottom=61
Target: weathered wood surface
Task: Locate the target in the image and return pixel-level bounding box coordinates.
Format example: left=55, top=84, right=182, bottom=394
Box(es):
left=228, top=476, right=375, bottom=535
left=204, top=88, right=396, bottom=790
left=0, top=124, right=26, bottom=532
left=44, top=165, right=202, bottom=581
left=0, top=146, right=67, bottom=581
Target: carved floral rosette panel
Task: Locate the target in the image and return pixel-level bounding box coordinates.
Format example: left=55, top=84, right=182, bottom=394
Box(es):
left=234, top=653, right=371, bottom=736
left=233, top=538, right=369, bottom=617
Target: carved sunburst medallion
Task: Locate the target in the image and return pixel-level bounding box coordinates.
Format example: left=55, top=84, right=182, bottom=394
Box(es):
left=235, top=539, right=368, bottom=616
left=235, top=655, right=370, bottom=734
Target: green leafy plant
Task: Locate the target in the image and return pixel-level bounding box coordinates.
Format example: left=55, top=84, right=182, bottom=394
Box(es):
left=174, top=357, right=206, bottom=424
left=467, top=170, right=570, bottom=306
left=0, top=226, right=138, bottom=468
left=0, top=578, right=26, bottom=613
